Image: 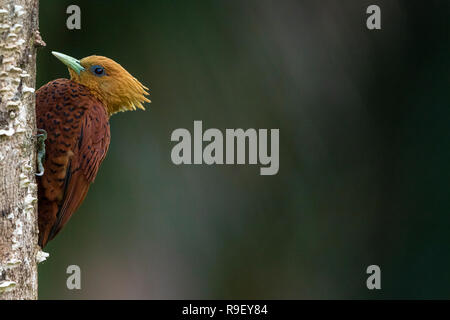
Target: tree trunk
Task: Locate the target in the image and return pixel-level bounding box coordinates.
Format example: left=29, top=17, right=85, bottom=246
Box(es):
left=0, top=0, right=41, bottom=300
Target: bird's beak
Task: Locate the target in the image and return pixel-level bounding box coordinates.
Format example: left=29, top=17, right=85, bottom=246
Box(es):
left=52, top=51, right=85, bottom=75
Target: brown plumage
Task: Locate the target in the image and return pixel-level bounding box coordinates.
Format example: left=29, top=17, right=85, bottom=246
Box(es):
left=36, top=52, right=149, bottom=247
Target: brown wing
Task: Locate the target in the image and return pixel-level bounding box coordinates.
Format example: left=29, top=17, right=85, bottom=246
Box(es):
left=36, top=79, right=111, bottom=247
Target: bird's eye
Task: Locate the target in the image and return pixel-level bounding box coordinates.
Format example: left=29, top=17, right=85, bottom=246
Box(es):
left=90, top=65, right=106, bottom=76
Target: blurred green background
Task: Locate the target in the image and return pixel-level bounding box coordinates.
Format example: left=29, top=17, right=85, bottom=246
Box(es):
left=37, top=0, right=450, bottom=299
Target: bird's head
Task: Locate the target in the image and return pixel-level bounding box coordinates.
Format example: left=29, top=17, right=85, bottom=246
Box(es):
left=52, top=51, right=150, bottom=116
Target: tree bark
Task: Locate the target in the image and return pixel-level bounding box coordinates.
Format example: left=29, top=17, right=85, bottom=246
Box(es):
left=0, top=0, right=41, bottom=300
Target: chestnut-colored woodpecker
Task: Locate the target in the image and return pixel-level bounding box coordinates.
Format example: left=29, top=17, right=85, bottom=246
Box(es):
left=36, top=52, right=149, bottom=247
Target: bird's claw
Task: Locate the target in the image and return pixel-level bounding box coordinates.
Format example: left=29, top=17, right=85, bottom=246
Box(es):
left=36, top=129, right=47, bottom=176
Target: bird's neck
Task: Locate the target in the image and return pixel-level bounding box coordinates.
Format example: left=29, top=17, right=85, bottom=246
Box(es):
left=86, top=88, right=117, bottom=117
left=69, top=78, right=117, bottom=117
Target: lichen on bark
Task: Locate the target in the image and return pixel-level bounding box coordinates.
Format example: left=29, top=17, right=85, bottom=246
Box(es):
left=0, top=0, right=40, bottom=300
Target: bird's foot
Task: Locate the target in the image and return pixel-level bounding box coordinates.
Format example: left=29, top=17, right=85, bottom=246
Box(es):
left=36, top=129, right=47, bottom=176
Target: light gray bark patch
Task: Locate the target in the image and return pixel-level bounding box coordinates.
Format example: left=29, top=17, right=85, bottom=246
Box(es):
left=0, top=0, right=40, bottom=300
